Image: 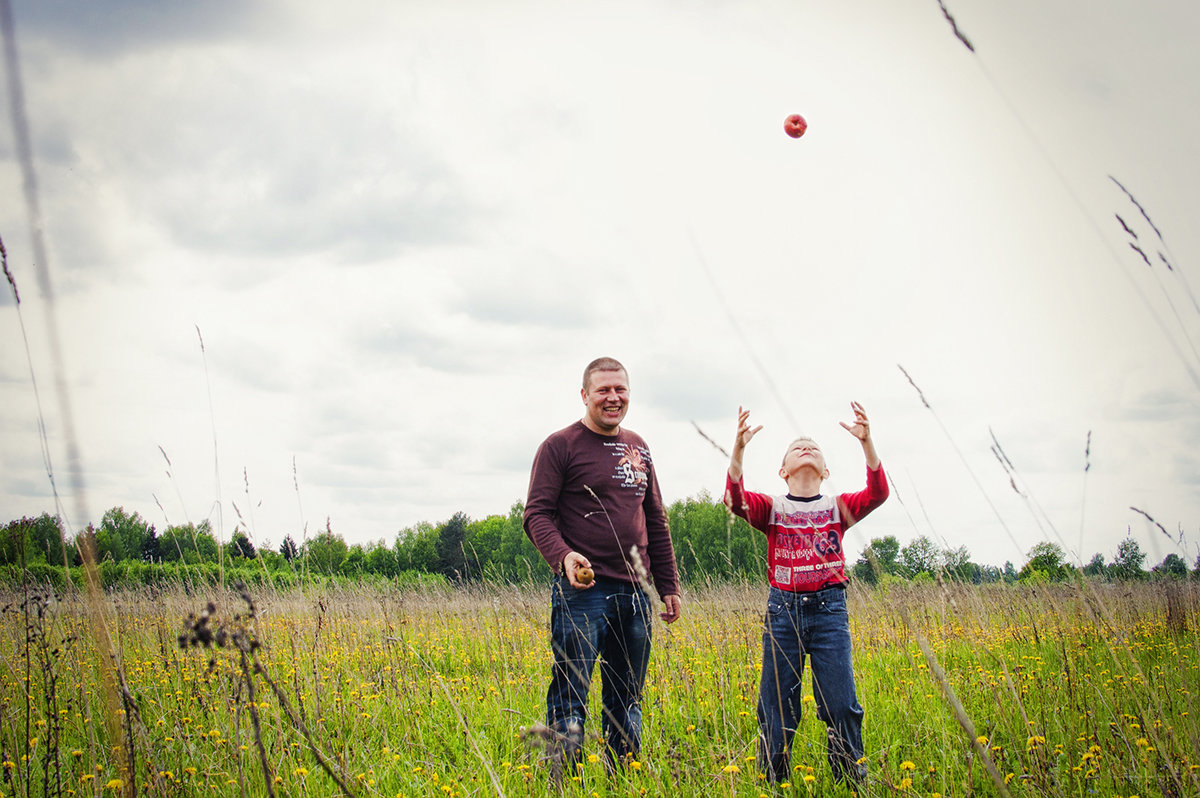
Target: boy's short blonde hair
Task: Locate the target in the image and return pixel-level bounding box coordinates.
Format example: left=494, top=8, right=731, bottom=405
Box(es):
left=782, top=437, right=820, bottom=466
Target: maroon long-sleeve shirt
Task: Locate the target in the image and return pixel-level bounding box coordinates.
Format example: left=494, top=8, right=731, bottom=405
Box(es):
left=524, top=421, right=680, bottom=599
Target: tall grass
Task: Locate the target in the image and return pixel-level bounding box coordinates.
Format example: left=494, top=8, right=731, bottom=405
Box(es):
left=1, top=577, right=1196, bottom=796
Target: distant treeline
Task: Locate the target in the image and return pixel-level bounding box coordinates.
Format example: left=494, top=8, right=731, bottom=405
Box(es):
left=2, top=495, right=1196, bottom=591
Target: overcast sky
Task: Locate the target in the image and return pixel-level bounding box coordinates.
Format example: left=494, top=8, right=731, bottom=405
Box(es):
left=2, top=0, right=1197, bottom=570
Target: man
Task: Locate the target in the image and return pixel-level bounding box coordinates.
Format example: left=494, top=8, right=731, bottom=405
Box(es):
left=524, top=357, right=682, bottom=780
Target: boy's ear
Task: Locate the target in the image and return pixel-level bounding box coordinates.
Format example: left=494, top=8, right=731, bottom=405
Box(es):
left=778, top=465, right=789, bottom=481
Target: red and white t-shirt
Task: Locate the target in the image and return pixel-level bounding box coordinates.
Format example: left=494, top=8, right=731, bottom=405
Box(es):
left=725, top=465, right=888, bottom=592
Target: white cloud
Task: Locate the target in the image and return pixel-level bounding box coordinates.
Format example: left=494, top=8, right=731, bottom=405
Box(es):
left=1, top=0, right=1197, bottom=571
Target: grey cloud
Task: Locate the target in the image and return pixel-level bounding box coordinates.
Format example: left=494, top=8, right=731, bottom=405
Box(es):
left=359, top=315, right=519, bottom=375
left=20, top=44, right=480, bottom=272
left=13, top=0, right=266, bottom=56
left=455, top=261, right=602, bottom=330
left=1109, top=384, right=1199, bottom=424
left=638, top=355, right=745, bottom=421
left=212, top=335, right=308, bottom=394
left=144, top=106, right=479, bottom=260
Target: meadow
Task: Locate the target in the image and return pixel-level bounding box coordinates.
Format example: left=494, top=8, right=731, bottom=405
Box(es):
left=1, top=577, right=1197, bottom=798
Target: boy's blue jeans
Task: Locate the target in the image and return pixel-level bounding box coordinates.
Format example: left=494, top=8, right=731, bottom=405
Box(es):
left=758, top=584, right=865, bottom=782
left=546, top=576, right=652, bottom=764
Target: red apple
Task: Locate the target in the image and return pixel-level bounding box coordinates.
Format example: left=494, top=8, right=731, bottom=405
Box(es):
left=784, top=113, right=807, bottom=138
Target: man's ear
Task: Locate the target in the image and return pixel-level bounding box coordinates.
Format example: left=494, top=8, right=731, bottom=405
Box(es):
left=580, top=388, right=588, bottom=404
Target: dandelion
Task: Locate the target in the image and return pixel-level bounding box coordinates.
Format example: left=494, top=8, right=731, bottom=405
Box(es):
left=723, top=764, right=741, bottom=774
left=975, top=735, right=988, bottom=745
left=105, top=779, right=123, bottom=791
left=900, top=760, right=916, bottom=771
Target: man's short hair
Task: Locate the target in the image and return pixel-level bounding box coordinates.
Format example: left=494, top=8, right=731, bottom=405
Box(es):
left=582, top=357, right=627, bottom=390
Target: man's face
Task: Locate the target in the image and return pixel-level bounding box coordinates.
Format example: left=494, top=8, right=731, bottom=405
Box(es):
left=780, top=438, right=828, bottom=480
left=581, top=369, right=629, bottom=435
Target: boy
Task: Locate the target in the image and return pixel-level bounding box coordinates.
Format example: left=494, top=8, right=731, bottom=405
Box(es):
left=724, top=402, right=888, bottom=784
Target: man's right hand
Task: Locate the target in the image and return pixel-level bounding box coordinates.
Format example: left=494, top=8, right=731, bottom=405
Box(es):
left=563, top=551, right=594, bottom=589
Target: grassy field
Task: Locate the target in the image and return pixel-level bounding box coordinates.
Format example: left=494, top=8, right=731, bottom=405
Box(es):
left=1, top=578, right=1197, bottom=797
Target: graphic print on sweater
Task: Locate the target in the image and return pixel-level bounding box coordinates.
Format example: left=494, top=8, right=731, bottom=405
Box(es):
left=770, top=496, right=843, bottom=590
left=607, top=441, right=651, bottom=490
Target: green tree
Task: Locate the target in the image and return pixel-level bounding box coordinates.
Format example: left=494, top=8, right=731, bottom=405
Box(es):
left=1152, top=553, right=1188, bottom=580
left=489, top=502, right=549, bottom=581
left=158, top=521, right=218, bottom=564
left=1020, top=541, right=1070, bottom=582
left=1082, top=553, right=1106, bottom=578
left=1, top=514, right=72, bottom=566
left=435, top=512, right=470, bottom=581
left=464, top=515, right=505, bottom=579
left=306, top=523, right=348, bottom=575
left=669, top=492, right=746, bottom=581
left=226, top=531, right=257, bottom=560
left=942, top=545, right=979, bottom=582
left=900, top=535, right=942, bottom=577
left=279, top=534, right=299, bottom=562
left=397, top=522, right=438, bottom=573
left=852, top=535, right=901, bottom=585
left=978, top=564, right=1004, bottom=583
left=99, top=507, right=157, bottom=562
left=342, top=544, right=366, bottom=576
left=1111, top=537, right=1146, bottom=581
left=366, top=542, right=398, bottom=578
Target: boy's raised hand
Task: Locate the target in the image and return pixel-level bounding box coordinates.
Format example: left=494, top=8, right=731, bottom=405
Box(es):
left=839, top=401, right=872, bottom=441
left=728, top=406, right=763, bottom=482
left=734, top=406, right=764, bottom=454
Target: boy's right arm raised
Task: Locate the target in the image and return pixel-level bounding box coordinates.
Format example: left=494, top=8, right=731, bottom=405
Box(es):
left=725, top=407, right=773, bottom=530
left=727, top=406, right=763, bottom=482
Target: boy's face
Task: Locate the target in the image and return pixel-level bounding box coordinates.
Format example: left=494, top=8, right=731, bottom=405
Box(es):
left=779, top=438, right=829, bottom=481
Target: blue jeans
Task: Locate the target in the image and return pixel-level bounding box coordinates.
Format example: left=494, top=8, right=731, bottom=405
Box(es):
left=758, top=584, right=865, bottom=782
left=546, top=576, right=653, bottom=764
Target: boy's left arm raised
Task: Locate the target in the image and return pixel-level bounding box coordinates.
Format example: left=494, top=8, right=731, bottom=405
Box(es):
left=839, top=400, right=881, bottom=470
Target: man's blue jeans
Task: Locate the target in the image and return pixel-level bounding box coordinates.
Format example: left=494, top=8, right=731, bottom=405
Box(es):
left=546, top=576, right=652, bottom=765
left=758, top=584, right=865, bottom=782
